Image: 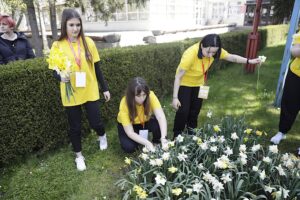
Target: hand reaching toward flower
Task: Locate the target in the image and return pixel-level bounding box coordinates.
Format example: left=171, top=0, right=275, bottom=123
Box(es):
left=103, top=91, right=111, bottom=102
left=248, top=58, right=262, bottom=65
left=161, top=138, right=169, bottom=150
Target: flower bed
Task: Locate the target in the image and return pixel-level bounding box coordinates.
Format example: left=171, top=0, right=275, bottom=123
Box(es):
left=116, top=117, right=300, bottom=200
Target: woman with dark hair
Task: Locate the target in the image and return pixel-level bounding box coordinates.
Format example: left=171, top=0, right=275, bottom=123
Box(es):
left=0, top=15, right=35, bottom=64
left=172, top=34, right=262, bottom=138
left=48, top=9, right=110, bottom=171
left=117, top=77, right=168, bottom=153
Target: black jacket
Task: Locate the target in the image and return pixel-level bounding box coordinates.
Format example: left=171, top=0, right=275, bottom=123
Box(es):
left=0, top=32, right=35, bottom=64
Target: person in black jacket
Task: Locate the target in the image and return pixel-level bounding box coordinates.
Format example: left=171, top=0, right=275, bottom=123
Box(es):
left=0, top=15, right=35, bottom=64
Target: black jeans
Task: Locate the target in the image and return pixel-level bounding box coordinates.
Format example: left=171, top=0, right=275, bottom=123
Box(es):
left=65, top=100, right=105, bottom=152
left=173, top=86, right=203, bottom=137
left=279, top=69, right=300, bottom=134
left=118, top=117, right=161, bottom=153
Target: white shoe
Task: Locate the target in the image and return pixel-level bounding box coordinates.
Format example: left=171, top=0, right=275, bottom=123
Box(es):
left=99, top=134, right=108, bottom=150
left=270, top=132, right=286, bottom=145
left=75, top=156, right=86, bottom=171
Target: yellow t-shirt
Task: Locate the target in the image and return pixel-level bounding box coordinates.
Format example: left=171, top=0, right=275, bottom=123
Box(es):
left=290, top=33, right=300, bottom=77
left=176, top=43, right=229, bottom=87
left=117, top=91, right=161, bottom=126
left=49, top=37, right=100, bottom=106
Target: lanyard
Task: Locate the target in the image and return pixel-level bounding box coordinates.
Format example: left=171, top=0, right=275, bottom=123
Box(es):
left=137, top=106, right=145, bottom=129
left=201, top=57, right=210, bottom=84
left=67, top=38, right=81, bottom=70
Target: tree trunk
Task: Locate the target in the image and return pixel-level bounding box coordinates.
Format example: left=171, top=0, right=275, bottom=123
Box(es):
left=24, top=0, right=43, bottom=57
left=15, top=13, right=24, bottom=30
left=48, top=0, right=58, bottom=40
left=37, top=2, right=49, bottom=53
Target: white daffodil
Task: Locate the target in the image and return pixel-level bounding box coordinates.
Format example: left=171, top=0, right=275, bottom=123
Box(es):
left=212, top=181, right=224, bottom=192
left=155, top=158, right=163, bottom=166
left=221, top=173, right=232, bottom=183
left=181, top=145, right=188, bottom=152
left=269, top=145, right=278, bottom=154
left=149, top=159, right=156, bottom=166
left=282, top=153, right=289, bottom=161
left=142, top=147, right=149, bottom=153
left=263, top=156, right=272, bottom=163
left=207, top=110, right=213, bottom=118
left=251, top=144, right=261, bottom=153
left=259, top=170, right=266, bottom=180
left=192, top=182, right=203, bottom=193
left=202, top=172, right=213, bottom=182
left=186, top=188, right=193, bottom=195
left=252, top=166, right=259, bottom=172
left=231, top=132, right=239, bottom=140
left=214, top=155, right=230, bottom=169
left=178, top=152, right=188, bottom=162
left=284, top=159, right=295, bottom=169
left=210, top=145, right=218, bottom=152
left=192, top=136, right=199, bottom=141
left=264, top=185, right=275, bottom=193
left=168, top=166, right=178, bottom=174
left=224, top=147, right=233, bottom=156
left=162, top=152, right=170, bottom=161
left=198, top=163, right=204, bottom=170
left=176, top=135, right=184, bottom=143
left=282, top=188, right=290, bottom=198
left=139, top=153, right=149, bottom=161
left=200, top=142, right=209, bottom=150
left=210, top=137, right=217, bottom=143
left=239, top=144, right=247, bottom=152
left=218, top=136, right=225, bottom=143
left=258, top=55, right=267, bottom=63
left=155, top=174, right=166, bottom=185
left=275, top=164, right=286, bottom=176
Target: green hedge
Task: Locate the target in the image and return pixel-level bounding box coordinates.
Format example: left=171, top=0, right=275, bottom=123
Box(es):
left=0, top=25, right=288, bottom=164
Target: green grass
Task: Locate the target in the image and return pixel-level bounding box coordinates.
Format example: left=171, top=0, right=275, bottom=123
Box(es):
left=1, top=44, right=299, bottom=199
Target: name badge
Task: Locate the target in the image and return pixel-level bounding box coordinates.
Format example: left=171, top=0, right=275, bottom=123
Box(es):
left=75, top=72, right=86, bottom=88
left=198, top=86, right=210, bottom=99
left=139, top=129, right=149, bottom=140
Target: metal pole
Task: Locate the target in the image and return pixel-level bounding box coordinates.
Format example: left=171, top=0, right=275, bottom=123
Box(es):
left=274, top=0, right=300, bottom=107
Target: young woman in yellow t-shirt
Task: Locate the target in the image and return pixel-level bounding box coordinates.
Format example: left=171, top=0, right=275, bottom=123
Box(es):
left=270, top=33, right=300, bottom=156
left=117, top=77, right=168, bottom=153
left=172, top=34, right=262, bottom=138
left=48, top=9, right=111, bottom=171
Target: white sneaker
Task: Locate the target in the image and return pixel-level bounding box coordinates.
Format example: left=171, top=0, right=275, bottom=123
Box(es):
left=99, top=134, right=108, bottom=150
left=270, top=132, right=286, bottom=144
left=75, top=156, right=86, bottom=171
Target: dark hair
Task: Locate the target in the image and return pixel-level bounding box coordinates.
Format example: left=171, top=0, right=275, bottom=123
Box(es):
left=126, top=77, right=150, bottom=123
left=58, top=9, right=92, bottom=64
left=198, top=34, right=222, bottom=59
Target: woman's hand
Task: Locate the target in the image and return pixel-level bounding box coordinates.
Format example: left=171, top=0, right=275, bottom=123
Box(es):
left=249, top=58, right=262, bottom=65
left=145, top=142, right=155, bottom=152
left=161, top=138, right=168, bottom=150
left=103, top=91, right=111, bottom=102
left=172, top=98, right=181, bottom=110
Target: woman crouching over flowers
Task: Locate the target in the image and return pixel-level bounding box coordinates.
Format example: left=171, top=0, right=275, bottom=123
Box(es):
left=117, top=77, right=168, bottom=153
left=48, top=9, right=111, bottom=171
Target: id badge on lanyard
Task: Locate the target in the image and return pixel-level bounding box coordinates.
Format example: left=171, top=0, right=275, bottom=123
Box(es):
left=75, top=72, right=86, bottom=87
left=198, top=58, right=210, bottom=99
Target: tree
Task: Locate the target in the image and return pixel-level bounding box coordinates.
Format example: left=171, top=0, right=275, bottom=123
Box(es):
left=23, top=0, right=43, bottom=57
left=48, top=0, right=58, bottom=40
left=271, top=0, right=295, bottom=24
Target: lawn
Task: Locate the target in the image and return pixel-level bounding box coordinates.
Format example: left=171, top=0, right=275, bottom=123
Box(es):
left=0, top=44, right=299, bottom=200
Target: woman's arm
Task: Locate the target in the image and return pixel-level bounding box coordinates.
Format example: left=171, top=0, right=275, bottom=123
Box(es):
left=94, top=61, right=110, bottom=102
left=172, top=69, right=185, bottom=110
left=224, top=53, right=261, bottom=65
left=153, top=107, right=167, bottom=140
left=291, top=44, right=300, bottom=57
left=123, top=124, right=154, bottom=150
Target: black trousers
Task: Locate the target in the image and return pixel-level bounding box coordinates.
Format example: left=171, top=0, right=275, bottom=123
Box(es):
left=173, top=86, right=203, bottom=137
left=65, top=100, right=105, bottom=152
left=118, top=117, right=161, bottom=153
left=279, top=68, right=300, bottom=134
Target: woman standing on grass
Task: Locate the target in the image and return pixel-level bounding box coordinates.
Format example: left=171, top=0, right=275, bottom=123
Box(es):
left=117, top=77, right=168, bottom=153
left=48, top=9, right=110, bottom=171
left=270, top=33, right=300, bottom=156
left=172, top=33, right=262, bottom=138
left=0, top=15, right=35, bottom=64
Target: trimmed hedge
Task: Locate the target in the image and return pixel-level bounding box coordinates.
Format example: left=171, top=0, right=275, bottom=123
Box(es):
left=0, top=25, right=288, bottom=164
